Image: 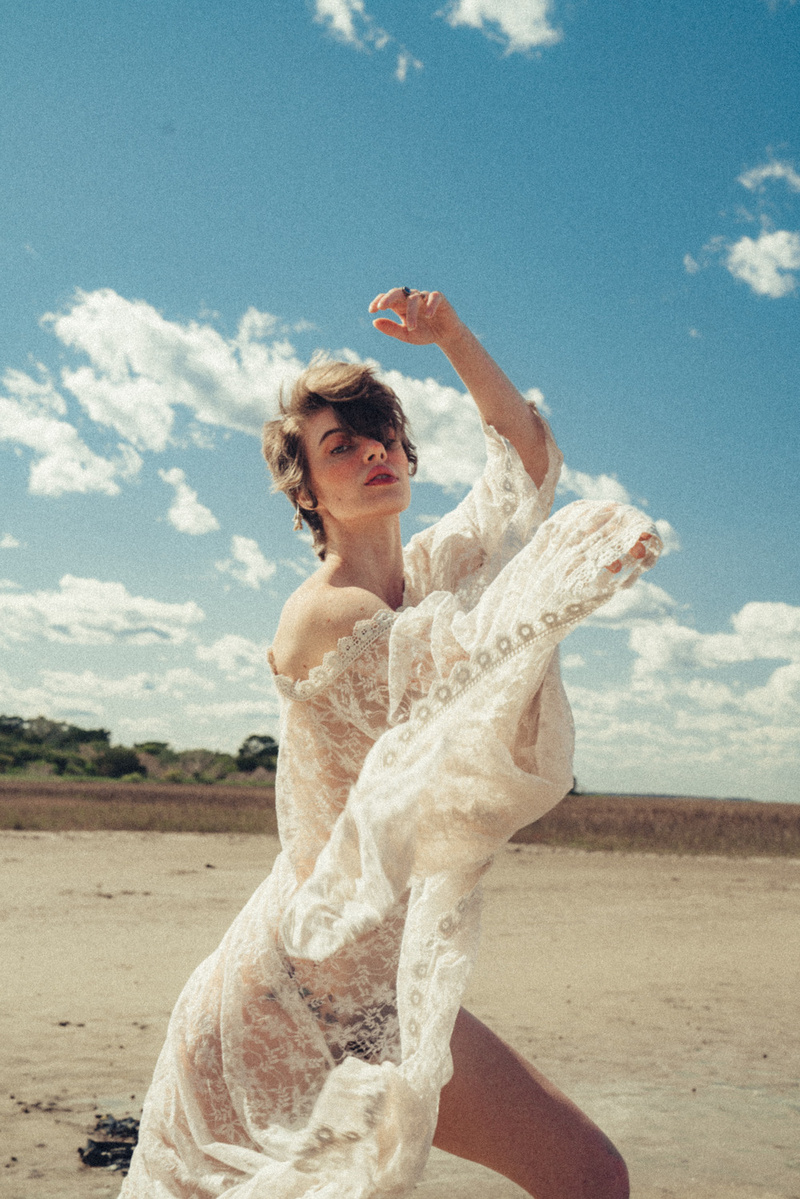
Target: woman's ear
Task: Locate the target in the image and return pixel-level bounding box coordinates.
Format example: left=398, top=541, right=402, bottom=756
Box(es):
left=296, top=484, right=319, bottom=512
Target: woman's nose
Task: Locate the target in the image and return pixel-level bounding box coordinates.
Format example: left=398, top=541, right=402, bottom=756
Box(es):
left=362, top=438, right=387, bottom=460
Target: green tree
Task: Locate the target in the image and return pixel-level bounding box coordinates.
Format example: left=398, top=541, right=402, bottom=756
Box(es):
left=95, top=747, right=146, bottom=779
left=236, top=734, right=279, bottom=773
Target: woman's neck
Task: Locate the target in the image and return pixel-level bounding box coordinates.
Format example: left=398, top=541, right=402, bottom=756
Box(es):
left=321, top=516, right=405, bottom=609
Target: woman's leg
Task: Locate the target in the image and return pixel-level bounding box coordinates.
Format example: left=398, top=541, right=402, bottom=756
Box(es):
left=433, top=1008, right=629, bottom=1199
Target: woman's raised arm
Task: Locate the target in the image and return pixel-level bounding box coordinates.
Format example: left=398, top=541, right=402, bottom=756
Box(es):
left=369, top=287, right=550, bottom=489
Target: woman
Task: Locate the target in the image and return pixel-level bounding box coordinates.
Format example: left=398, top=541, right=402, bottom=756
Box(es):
left=122, top=288, right=659, bottom=1199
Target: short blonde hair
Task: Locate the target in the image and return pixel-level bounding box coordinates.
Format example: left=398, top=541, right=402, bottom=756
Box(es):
left=262, top=361, right=417, bottom=558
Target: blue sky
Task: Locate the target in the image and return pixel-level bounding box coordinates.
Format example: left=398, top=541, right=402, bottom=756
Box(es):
left=1, top=0, right=798, bottom=802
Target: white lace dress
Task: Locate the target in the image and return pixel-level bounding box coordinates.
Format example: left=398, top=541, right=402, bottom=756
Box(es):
left=120, top=413, right=661, bottom=1199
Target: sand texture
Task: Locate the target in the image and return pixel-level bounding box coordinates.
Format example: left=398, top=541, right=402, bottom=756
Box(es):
left=1, top=830, right=798, bottom=1199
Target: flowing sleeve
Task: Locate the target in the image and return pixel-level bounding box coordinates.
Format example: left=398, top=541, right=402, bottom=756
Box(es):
left=281, top=496, right=662, bottom=962
left=402, top=402, right=563, bottom=607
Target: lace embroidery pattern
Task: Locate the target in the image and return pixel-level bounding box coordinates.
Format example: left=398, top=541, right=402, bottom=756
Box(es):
left=384, top=537, right=656, bottom=770
left=270, top=609, right=397, bottom=701
left=120, top=412, right=661, bottom=1199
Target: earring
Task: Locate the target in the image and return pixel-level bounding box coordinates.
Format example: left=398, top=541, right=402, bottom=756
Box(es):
left=292, top=507, right=303, bottom=531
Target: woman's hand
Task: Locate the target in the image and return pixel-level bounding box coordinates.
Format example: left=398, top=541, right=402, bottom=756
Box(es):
left=370, top=285, right=550, bottom=489
left=369, top=288, right=465, bottom=349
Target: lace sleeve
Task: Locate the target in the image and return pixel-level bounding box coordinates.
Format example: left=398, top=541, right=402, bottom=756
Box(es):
left=282, top=498, right=661, bottom=961
left=402, top=401, right=562, bottom=606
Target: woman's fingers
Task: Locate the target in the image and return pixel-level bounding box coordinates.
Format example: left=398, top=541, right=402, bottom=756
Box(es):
left=369, top=287, right=443, bottom=343
left=425, top=291, right=442, bottom=318
left=405, top=291, right=422, bottom=331
left=372, top=316, right=411, bottom=342
left=605, top=532, right=654, bottom=574
left=369, top=287, right=409, bottom=314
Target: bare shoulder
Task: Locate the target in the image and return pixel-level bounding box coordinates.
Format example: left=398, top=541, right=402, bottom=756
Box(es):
left=270, top=577, right=392, bottom=682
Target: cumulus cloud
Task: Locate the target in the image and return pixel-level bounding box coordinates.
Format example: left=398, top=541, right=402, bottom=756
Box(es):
left=688, top=160, right=800, bottom=299
left=587, top=580, right=681, bottom=628
left=738, top=160, right=800, bottom=193
left=184, top=698, right=279, bottom=721
left=725, top=229, right=800, bottom=298
left=312, top=0, right=422, bottom=79
left=0, top=367, right=142, bottom=496
left=21, top=290, right=651, bottom=511
left=653, top=519, right=681, bottom=557
left=629, top=601, right=800, bottom=683
left=525, top=386, right=551, bottom=416
left=1, top=533, right=20, bottom=549
left=558, top=465, right=631, bottom=504
left=44, top=290, right=305, bottom=450
left=439, top=0, right=561, bottom=52
left=699, top=601, right=800, bottom=665
left=566, top=608, right=800, bottom=801
left=0, top=575, right=203, bottom=646
left=159, top=467, right=220, bottom=535
left=196, top=633, right=268, bottom=679
left=40, top=667, right=214, bottom=701
left=215, top=536, right=276, bottom=590
left=379, top=367, right=485, bottom=489
left=561, top=598, right=800, bottom=799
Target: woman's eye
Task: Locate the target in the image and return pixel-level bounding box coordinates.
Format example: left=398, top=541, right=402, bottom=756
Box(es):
left=330, top=441, right=353, bottom=455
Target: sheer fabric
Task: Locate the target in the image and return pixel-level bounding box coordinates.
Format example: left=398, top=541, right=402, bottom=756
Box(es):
left=121, top=409, right=661, bottom=1198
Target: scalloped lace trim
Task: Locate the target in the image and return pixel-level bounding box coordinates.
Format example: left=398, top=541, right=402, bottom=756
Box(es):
left=269, top=607, right=398, bottom=700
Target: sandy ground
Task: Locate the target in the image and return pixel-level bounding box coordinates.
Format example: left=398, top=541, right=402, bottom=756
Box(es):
left=1, top=831, right=798, bottom=1199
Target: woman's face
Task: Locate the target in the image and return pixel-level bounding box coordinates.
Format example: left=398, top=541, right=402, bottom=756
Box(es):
left=300, top=405, right=411, bottom=528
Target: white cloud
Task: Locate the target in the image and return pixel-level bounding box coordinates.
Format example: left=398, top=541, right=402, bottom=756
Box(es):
left=215, top=535, right=276, bottom=590
left=17, top=292, right=654, bottom=526
left=524, top=386, right=551, bottom=416
left=0, top=575, right=203, bottom=646
left=395, top=51, right=424, bottom=82
left=683, top=253, right=701, bottom=275
left=562, top=653, right=585, bottom=669
left=40, top=667, right=215, bottom=701
left=312, top=0, right=422, bottom=78
left=558, top=465, right=631, bottom=504
left=439, top=0, right=561, bottom=52
left=380, top=367, right=486, bottom=489
left=587, top=580, right=681, bottom=628
left=280, top=556, right=313, bottom=578
left=0, top=368, right=143, bottom=497
left=653, top=519, right=681, bottom=557
left=184, top=698, right=279, bottom=721
left=725, top=229, right=800, bottom=297
left=44, top=290, right=305, bottom=451
left=738, top=160, right=800, bottom=193
left=314, top=0, right=371, bottom=44
left=196, top=633, right=269, bottom=679
left=699, top=601, right=800, bottom=665
left=629, top=601, right=800, bottom=682
left=1, top=534, right=20, bottom=549
left=159, top=466, right=220, bottom=535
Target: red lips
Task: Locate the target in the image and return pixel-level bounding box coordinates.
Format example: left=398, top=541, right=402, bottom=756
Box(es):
left=365, top=465, right=398, bottom=485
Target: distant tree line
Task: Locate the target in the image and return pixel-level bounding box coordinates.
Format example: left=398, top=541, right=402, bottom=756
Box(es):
left=0, top=715, right=278, bottom=783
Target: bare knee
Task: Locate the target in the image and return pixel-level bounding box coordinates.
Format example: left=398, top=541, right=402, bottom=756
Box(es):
left=437, top=1008, right=630, bottom=1199
left=576, top=1130, right=629, bottom=1199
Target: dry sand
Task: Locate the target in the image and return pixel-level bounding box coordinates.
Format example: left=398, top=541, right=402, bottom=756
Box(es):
left=1, top=830, right=798, bottom=1199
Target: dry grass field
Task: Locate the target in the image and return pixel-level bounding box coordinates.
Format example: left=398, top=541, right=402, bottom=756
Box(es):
left=0, top=778, right=278, bottom=835
left=1, top=777, right=798, bottom=854
left=510, top=791, right=800, bottom=856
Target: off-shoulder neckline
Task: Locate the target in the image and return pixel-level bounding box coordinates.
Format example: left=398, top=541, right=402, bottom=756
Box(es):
left=268, top=606, right=399, bottom=700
